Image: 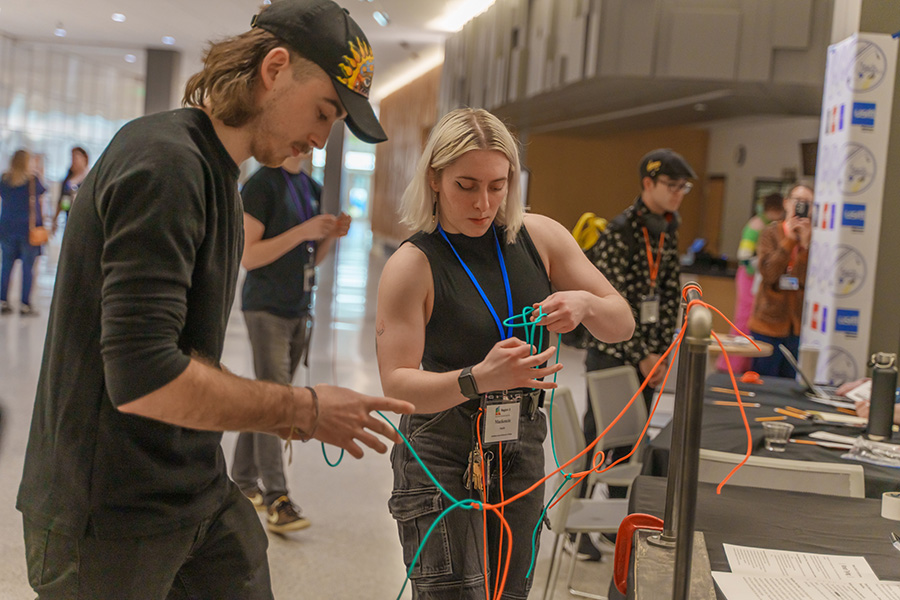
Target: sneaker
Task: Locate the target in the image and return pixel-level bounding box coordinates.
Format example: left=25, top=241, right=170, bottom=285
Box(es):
left=242, top=487, right=265, bottom=511
left=564, top=533, right=603, bottom=562
left=20, top=304, right=38, bottom=316
left=266, top=496, right=310, bottom=534
left=0, top=301, right=11, bottom=315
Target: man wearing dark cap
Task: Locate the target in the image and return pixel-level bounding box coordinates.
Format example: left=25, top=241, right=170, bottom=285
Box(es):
left=574, top=148, right=696, bottom=560
left=17, top=1, right=413, bottom=598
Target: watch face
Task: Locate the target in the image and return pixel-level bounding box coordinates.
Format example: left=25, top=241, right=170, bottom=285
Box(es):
left=458, top=368, right=479, bottom=398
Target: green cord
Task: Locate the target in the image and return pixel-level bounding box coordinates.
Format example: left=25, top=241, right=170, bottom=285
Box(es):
left=374, top=305, right=573, bottom=599
left=321, top=443, right=344, bottom=467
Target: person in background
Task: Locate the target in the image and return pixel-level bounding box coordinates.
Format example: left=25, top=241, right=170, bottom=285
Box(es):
left=376, top=108, right=633, bottom=598
left=0, top=149, right=46, bottom=316
left=575, top=148, right=696, bottom=559
left=748, top=182, right=814, bottom=378
left=52, top=146, right=89, bottom=235
left=233, top=151, right=350, bottom=533
left=16, top=1, right=413, bottom=598
left=716, top=192, right=784, bottom=373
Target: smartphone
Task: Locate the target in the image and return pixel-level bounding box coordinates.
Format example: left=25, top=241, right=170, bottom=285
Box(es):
left=794, top=201, right=810, bottom=219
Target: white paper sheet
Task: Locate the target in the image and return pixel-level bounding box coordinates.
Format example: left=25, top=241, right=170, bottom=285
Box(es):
left=713, top=572, right=900, bottom=600
left=722, top=544, right=878, bottom=581
left=713, top=545, right=900, bottom=600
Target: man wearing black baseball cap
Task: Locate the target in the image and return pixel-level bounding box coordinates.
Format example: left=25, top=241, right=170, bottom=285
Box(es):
left=574, top=148, right=697, bottom=559
left=18, top=1, right=412, bottom=598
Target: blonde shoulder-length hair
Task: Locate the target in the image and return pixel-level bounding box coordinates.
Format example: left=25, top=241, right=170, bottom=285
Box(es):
left=399, top=108, right=524, bottom=243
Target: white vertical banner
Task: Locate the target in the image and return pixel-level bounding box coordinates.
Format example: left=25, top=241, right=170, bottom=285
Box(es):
left=801, top=33, right=898, bottom=384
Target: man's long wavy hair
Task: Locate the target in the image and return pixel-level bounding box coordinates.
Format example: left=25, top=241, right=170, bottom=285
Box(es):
left=183, top=28, right=319, bottom=127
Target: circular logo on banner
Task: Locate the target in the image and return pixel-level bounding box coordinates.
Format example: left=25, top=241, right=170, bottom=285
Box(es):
left=832, top=244, right=866, bottom=297
left=808, top=239, right=831, bottom=295
left=824, top=346, right=859, bottom=384
left=847, top=40, right=888, bottom=92
left=840, top=143, right=876, bottom=195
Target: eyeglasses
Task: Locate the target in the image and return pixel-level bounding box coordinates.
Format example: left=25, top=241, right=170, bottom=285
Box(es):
left=657, top=178, right=693, bottom=194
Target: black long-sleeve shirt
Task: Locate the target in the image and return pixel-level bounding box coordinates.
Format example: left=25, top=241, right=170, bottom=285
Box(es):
left=18, top=108, right=243, bottom=539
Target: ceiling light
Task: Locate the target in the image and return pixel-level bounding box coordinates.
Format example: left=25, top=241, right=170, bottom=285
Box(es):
left=427, top=0, right=496, bottom=32
left=111, top=13, right=126, bottom=23
left=693, top=103, right=708, bottom=112
left=373, top=11, right=390, bottom=26
left=124, top=54, right=137, bottom=63
left=162, top=36, right=176, bottom=45
left=54, top=23, right=67, bottom=37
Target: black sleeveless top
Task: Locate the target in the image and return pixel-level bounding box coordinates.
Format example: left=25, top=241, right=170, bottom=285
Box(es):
left=407, top=224, right=553, bottom=375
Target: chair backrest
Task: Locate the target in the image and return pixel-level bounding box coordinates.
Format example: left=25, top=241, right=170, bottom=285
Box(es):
left=546, top=387, right=583, bottom=531
left=697, top=449, right=866, bottom=498
left=586, top=366, right=647, bottom=452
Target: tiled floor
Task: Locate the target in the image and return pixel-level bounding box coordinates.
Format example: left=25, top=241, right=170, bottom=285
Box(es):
left=0, top=222, right=641, bottom=599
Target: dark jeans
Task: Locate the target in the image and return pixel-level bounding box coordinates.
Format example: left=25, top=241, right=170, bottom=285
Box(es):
left=582, top=348, right=654, bottom=499
left=1, top=236, right=40, bottom=305
left=232, top=310, right=311, bottom=505
left=750, top=331, right=799, bottom=378
left=23, top=481, right=272, bottom=600
left=389, top=402, right=547, bottom=600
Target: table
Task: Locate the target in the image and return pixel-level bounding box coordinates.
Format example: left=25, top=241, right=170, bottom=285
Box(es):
left=609, top=476, right=900, bottom=599
left=643, top=372, right=900, bottom=498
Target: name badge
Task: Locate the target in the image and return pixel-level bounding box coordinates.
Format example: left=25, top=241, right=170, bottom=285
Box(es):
left=778, top=275, right=800, bottom=291
left=483, top=395, right=520, bottom=443
left=303, top=264, right=316, bottom=293
left=640, top=295, right=660, bottom=325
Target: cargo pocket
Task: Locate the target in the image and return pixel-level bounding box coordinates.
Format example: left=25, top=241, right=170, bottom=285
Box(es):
left=388, top=487, right=452, bottom=579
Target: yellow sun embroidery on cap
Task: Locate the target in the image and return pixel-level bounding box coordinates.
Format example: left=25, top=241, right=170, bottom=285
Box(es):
left=337, top=38, right=374, bottom=98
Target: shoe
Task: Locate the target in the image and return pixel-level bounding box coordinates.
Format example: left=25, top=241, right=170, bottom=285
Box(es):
left=266, top=496, right=311, bottom=534
left=0, top=301, right=11, bottom=315
left=564, top=533, right=603, bottom=562
left=242, top=487, right=265, bottom=511
left=20, top=304, right=38, bottom=316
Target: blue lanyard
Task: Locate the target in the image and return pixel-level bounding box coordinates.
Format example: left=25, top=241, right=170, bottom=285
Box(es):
left=438, top=224, right=513, bottom=340
left=280, top=169, right=313, bottom=223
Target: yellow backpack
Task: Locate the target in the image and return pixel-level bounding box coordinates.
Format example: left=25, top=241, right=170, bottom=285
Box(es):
left=571, top=212, right=608, bottom=251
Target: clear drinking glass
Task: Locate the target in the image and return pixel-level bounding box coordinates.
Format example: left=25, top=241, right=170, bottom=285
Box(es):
left=763, top=422, right=794, bottom=452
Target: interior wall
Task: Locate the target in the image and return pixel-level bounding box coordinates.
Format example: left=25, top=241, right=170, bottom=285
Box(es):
left=705, top=115, right=822, bottom=259
left=370, top=66, right=442, bottom=245
left=525, top=127, right=709, bottom=254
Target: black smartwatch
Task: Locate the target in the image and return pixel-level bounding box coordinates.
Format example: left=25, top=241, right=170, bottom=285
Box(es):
left=458, top=366, right=481, bottom=399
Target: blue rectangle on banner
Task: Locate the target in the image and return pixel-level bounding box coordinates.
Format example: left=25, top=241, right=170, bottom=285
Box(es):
left=852, top=102, right=876, bottom=127
left=842, top=204, right=866, bottom=228
left=835, top=309, right=860, bottom=335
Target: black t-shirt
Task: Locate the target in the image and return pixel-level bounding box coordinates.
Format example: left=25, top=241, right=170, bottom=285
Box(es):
left=241, top=166, right=321, bottom=318
left=17, top=108, right=243, bottom=539
left=407, top=225, right=552, bottom=375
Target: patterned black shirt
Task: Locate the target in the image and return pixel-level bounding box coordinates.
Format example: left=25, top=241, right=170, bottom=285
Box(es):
left=586, top=197, right=680, bottom=367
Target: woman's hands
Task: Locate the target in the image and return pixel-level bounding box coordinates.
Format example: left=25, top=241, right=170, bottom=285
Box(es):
left=529, top=290, right=594, bottom=334
left=471, top=338, right=562, bottom=394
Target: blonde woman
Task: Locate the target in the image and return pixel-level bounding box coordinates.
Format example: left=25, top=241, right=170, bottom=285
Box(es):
left=0, top=149, right=46, bottom=315
left=376, top=108, right=633, bottom=598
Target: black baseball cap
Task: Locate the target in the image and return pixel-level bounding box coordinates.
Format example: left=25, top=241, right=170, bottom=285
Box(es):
left=251, top=0, right=387, bottom=144
left=639, top=148, right=697, bottom=181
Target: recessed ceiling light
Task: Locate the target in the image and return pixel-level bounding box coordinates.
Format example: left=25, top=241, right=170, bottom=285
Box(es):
left=373, top=10, right=390, bottom=26
left=54, top=24, right=67, bottom=37
left=112, top=13, right=126, bottom=23
left=693, top=103, right=708, bottom=112
left=162, top=36, right=176, bottom=45
left=124, top=54, right=137, bottom=63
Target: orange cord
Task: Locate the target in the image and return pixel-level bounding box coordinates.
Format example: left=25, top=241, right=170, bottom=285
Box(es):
left=462, top=295, right=757, bottom=597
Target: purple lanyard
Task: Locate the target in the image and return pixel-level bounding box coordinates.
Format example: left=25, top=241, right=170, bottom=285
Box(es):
left=280, top=169, right=313, bottom=223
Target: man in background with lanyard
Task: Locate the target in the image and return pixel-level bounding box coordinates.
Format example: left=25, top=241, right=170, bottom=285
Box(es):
left=576, top=148, right=696, bottom=560
left=234, top=151, right=350, bottom=533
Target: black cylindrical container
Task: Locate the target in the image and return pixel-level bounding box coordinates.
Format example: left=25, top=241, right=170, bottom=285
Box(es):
left=867, top=352, right=897, bottom=441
